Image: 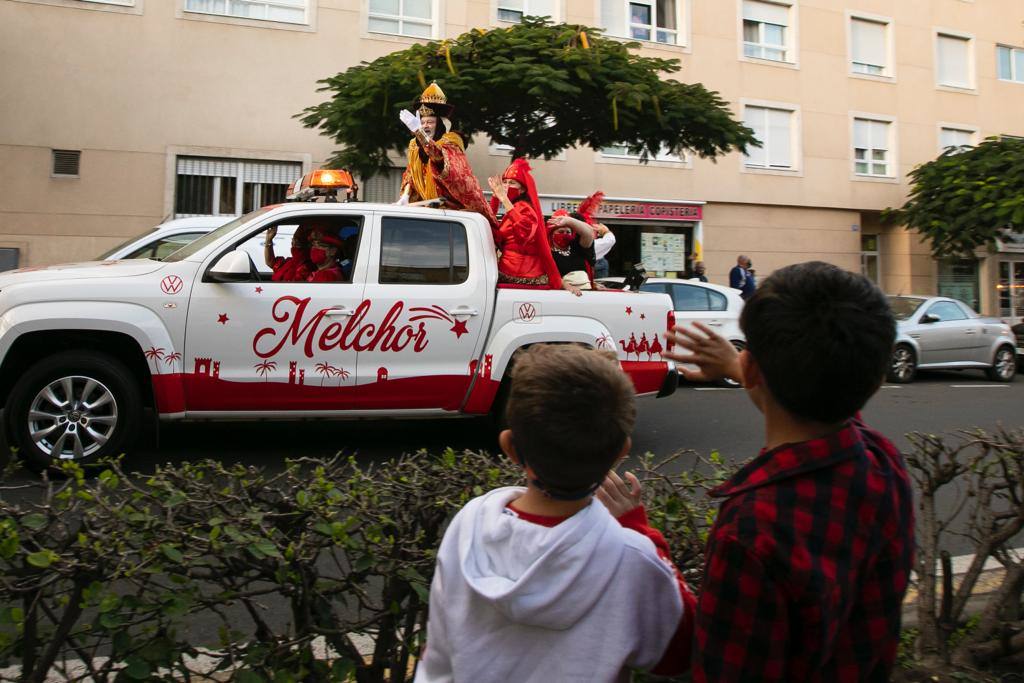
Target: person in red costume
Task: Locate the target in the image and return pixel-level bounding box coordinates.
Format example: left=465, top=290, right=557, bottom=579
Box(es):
left=486, top=158, right=565, bottom=291
left=548, top=191, right=604, bottom=295
left=263, top=225, right=313, bottom=282
left=305, top=227, right=345, bottom=283
left=397, top=82, right=497, bottom=231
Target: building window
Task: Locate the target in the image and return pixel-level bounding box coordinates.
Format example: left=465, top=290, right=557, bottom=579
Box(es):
left=184, top=0, right=307, bottom=24
left=361, top=169, right=404, bottom=203
left=600, top=144, right=683, bottom=162
left=496, top=0, right=556, bottom=23
left=52, top=149, right=81, bottom=177
left=742, top=0, right=791, bottom=63
left=83, top=0, right=134, bottom=5
left=936, top=32, right=973, bottom=88
left=174, top=156, right=301, bottom=218
left=0, top=248, right=19, bottom=273
left=853, top=118, right=893, bottom=177
left=997, top=45, right=1024, bottom=83
left=742, top=105, right=796, bottom=170
left=849, top=16, right=889, bottom=76
left=601, top=0, right=683, bottom=46
left=861, top=234, right=880, bottom=285
left=368, top=0, right=434, bottom=38
left=939, top=126, right=975, bottom=152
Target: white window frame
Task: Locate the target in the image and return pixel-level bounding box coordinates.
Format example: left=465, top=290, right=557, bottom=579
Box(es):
left=10, top=0, right=142, bottom=14
left=595, top=143, right=688, bottom=167
left=934, top=28, right=976, bottom=92
left=493, top=0, right=561, bottom=24
left=163, top=147, right=311, bottom=220
left=997, top=44, right=1024, bottom=84
left=846, top=11, right=895, bottom=81
left=737, top=0, right=798, bottom=68
left=599, top=0, right=691, bottom=49
left=177, top=0, right=314, bottom=30
left=937, top=123, right=978, bottom=153
left=183, top=0, right=308, bottom=25
left=740, top=100, right=802, bottom=175
left=861, top=233, right=881, bottom=286
left=366, top=0, right=439, bottom=40
left=850, top=113, right=898, bottom=182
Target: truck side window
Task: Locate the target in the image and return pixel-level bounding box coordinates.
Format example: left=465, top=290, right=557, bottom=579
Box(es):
left=379, top=217, right=468, bottom=285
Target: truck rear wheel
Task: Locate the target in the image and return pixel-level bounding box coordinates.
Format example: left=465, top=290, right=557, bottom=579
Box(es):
left=7, top=351, right=142, bottom=473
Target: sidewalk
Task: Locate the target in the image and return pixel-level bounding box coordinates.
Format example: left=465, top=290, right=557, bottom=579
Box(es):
left=902, top=554, right=1009, bottom=627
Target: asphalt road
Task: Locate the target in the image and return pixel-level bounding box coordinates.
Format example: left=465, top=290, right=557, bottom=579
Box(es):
left=2, top=368, right=1018, bottom=477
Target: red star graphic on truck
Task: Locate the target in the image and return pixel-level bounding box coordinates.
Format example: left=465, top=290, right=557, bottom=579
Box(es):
left=450, top=319, right=469, bottom=339
left=625, top=306, right=633, bottom=316
left=217, top=313, right=229, bottom=325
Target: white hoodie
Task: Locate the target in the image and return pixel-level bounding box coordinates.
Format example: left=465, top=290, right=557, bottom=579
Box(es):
left=415, top=487, right=684, bottom=683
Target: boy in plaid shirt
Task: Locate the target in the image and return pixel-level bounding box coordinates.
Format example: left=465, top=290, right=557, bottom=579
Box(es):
left=666, top=261, right=914, bottom=682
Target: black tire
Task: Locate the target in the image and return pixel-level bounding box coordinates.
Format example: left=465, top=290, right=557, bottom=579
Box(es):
left=887, top=344, right=917, bottom=384
left=7, top=350, right=142, bottom=473
left=985, top=345, right=1017, bottom=382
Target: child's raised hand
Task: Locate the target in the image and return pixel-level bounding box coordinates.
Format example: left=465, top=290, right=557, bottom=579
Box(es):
left=596, top=470, right=642, bottom=517
left=663, top=321, right=743, bottom=384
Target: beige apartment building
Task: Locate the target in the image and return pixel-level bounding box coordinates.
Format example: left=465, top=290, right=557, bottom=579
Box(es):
left=1, top=0, right=1023, bottom=320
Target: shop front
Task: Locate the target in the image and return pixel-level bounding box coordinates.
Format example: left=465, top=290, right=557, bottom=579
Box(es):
left=539, top=195, right=705, bottom=279
left=994, top=232, right=1024, bottom=324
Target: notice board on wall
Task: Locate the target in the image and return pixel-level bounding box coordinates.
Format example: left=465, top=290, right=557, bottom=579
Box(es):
left=640, top=232, right=687, bottom=272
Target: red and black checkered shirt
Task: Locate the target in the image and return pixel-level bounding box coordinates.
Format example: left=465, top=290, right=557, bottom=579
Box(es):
left=692, top=418, right=914, bottom=682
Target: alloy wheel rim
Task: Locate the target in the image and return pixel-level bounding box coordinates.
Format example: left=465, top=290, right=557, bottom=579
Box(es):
left=892, top=348, right=913, bottom=380
left=994, top=349, right=1015, bottom=379
left=27, top=376, right=118, bottom=460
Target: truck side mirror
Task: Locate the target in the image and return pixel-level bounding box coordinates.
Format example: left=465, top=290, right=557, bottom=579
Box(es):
left=206, top=250, right=255, bottom=283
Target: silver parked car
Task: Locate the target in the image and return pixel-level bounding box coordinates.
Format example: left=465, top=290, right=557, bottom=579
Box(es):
left=887, top=295, right=1017, bottom=383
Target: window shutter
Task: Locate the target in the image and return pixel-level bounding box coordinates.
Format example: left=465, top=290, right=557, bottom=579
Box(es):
left=743, top=107, right=767, bottom=167
left=362, top=169, right=404, bottom=203
left=871, top=120, right=889, bottom=150
left=851, top=19, right=886, bottom=67
left=767, top=109, right=791, bottom=167
left=937, top=35, right=970, bottom=86
left=853, top=119, right=870, bottom=148
left=52, top=149, right=81, bottom=176
left=743, top=0, right=788, bottom=26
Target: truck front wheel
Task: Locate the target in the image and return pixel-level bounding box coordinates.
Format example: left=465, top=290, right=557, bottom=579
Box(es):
left=7, top=351, right=142, bottom=472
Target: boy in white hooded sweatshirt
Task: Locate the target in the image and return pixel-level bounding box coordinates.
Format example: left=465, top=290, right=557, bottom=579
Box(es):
left=415, top=345, right=695, bottom=683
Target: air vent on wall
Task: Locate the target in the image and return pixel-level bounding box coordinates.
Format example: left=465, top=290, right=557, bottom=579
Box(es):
left=52, top=149, right=81, bottom=177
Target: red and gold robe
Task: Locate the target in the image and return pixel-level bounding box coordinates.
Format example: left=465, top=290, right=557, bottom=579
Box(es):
left=401, top=132, right=498, bottom=230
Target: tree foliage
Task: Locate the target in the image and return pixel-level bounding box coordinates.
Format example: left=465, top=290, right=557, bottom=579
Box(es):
left=298, top=17, right=757, bottom=178
left=883, top=136, right=1024, bottom=257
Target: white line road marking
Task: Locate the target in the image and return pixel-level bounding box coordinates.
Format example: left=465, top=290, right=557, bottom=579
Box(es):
left=949, top=385, right=1011, bottom=388
left=881, top=386, right=903, bottom=389
left=693, top=387, right=737, bottom=391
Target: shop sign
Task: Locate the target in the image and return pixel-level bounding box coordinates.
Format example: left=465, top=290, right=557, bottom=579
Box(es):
left=543, top=198, right=703, bottom=222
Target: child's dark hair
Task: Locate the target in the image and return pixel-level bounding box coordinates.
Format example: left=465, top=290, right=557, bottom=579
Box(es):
left=739, top=261, right=895, bottom=423
left=506, top=345, right=635, bottom=498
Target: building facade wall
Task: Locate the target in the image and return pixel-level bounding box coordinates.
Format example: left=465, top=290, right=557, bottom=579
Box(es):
left=2, top=0, right=1023, bottom=317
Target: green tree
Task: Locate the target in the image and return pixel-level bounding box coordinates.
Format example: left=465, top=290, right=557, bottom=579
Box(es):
left=298, top=17, right=757, bottom=179
left=883, top=136, right=1024, bottom=257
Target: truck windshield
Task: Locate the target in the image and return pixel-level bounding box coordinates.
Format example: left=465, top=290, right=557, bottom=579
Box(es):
left=162, top=208, right=272, bottom=263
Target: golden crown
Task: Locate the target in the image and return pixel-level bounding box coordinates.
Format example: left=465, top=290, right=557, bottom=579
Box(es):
left=419, top=82, right=447, bottom=105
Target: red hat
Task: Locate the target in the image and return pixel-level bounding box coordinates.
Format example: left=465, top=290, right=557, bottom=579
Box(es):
left=576, top=191, right=605, bottom=226
left=309, top=226, right=344, bottom=248
left=491, top=158, right=563, bottom=290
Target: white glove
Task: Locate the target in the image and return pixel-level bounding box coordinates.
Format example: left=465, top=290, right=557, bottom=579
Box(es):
left=396, top=191, right=410, bottom=206
left=399, top=109, right=422, bottom=133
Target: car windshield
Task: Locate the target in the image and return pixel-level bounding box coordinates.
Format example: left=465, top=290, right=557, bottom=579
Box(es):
left=162, top=208, right=272, bottom=263
left=887, top=296, right=927, bottom=321
left=97, top=229, right=160, bottom=260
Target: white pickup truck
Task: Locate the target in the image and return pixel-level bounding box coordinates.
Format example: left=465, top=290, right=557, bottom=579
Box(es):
left=0, top=200, right=678, bottom=470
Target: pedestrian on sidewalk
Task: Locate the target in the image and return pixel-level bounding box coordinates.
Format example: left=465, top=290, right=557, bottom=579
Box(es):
left=665, top=261, right=914, bottom=682
left=728, top=254, right=756, bottom=299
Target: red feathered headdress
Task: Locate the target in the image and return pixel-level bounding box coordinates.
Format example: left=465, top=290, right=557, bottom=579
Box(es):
left=576, top=191, right=605, bottom=225
left=490, top=158, right=563, bottom=290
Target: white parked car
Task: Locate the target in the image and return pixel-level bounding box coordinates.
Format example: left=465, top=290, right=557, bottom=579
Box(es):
left=598, top=278, right=744, bottom=345
left=887, top=295, right=1017, bottom=383
left=599, top=277, right=745, bottom=385
left=0, top=172, right=679, bottom=471
left=98, top=216, right=236, bottom=261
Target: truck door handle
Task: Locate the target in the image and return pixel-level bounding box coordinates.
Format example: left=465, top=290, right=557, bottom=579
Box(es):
left=707, top=321, right=723, bottom=326
left=325, top=307, right=355, bottom=317
left=964, top=330, right=976, bottom=335
left=448, top=306, right=479, bottom=317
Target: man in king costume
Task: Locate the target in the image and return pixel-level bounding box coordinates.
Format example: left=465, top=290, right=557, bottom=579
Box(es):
left=398, top=82, right=497, bottom=229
